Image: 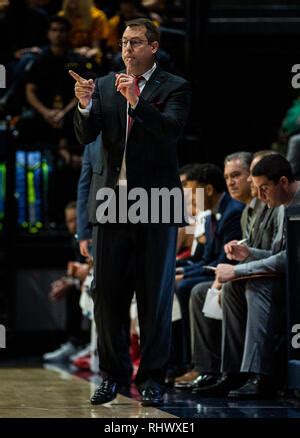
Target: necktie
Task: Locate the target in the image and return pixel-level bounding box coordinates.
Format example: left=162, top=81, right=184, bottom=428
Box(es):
left=280, top=214, right=287, bottom=250
left=127, top=76, right=143, bottom=135
left=245, top=206, right=254, bottom=241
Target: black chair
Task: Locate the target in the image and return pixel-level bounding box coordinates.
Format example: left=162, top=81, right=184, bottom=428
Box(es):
left=286, top=205, right=300, bottom=390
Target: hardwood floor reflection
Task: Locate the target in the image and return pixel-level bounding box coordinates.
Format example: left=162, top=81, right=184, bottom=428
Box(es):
left=0, top=368, right=176, bottom=418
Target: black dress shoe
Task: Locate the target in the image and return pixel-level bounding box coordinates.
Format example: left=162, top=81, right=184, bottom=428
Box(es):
left=193, top=374, right=246, bottom=397
left=191, top=374, right=220, bottom=392
left=228, top=375, right=276, bottom=400
left=90, top=379, right=119, bottom=405
left=139, top=381, right=165, bottom=406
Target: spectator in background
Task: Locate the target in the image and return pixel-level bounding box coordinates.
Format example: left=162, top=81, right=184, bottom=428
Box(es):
left=279, top=94, right=300, bottom=178
left=58, top=0, right=109, bottom=65
left=142, top=0, right=165, bottom=25
left=28, top=0, right=62, bottom=16
left=16, top=15, right=86, bottom=149
left=0, top=0, right=48, bottom=66
left=15, top=16, right=93, bottom=227
left=43, top=201, right=90, bottom=363
left=107, top=0, right=150, bottom=54
left=0, top=0, right=49, bottom=112
left=107, top=0, right=172, bottom=72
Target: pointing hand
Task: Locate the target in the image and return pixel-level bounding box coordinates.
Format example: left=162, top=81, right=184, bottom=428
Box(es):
left=69, top=70, right=95, bottom=109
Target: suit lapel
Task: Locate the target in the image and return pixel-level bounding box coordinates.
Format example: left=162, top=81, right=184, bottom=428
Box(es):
left=140, top=66, right=166, bottom=102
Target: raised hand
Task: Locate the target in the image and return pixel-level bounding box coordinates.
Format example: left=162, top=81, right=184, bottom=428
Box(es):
left=216, top=263, right=236, bottom=283
left=41, top=109, right=61, bottom=128
left=79, top=239, right=92, bottom=258
left=224, top=240, right=250, bottom=261
left=115, top=72, right=139, bottom=107
left=69, top=70, right=95, bottom=109
left=49, top=278, right=73, bottom=301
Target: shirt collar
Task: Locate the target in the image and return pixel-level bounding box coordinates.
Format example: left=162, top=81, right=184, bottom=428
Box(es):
left=138, top=62, right=157, bottom=82
left=249, top=197, right=257, bottom=209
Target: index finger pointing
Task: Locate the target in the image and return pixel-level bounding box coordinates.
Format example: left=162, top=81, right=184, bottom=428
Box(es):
left=69, top=70, right=85, bottom=83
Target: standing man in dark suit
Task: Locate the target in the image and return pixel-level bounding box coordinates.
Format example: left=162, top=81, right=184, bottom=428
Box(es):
left=76, top=134, right=103, bottom=258
left=69, top=18, right=191, bottom=406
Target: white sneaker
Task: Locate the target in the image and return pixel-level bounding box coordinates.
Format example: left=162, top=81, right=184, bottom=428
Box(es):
left=70, top=344, right=91, bottom=362
left=43, top=342, right=79, bottom=362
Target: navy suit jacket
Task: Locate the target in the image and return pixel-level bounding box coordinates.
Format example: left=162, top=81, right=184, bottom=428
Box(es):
left=183, top=193, right=244, bottom=278
left=76, top=135, right=102, bottom=241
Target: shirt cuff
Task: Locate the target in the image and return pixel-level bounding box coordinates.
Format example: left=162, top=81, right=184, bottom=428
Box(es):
left=234, top=263, right=250, bottom=277
left=78, top=100, right=92, bottom=117
left=247, top=247, right=271, bottom=261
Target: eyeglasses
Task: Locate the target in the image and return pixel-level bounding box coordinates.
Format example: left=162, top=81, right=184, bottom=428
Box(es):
left=119, top=38, right=149, bottom=49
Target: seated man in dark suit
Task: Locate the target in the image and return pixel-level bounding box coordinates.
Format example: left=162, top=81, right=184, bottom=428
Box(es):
left=174, top=163, right=244, bottom=369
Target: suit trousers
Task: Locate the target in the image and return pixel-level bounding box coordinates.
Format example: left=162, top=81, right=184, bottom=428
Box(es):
left=190, top=281, right=222, bottom=374
left=221, top=277, right=286, bottom=376
left=91, top=222, right=178, bottom=386
left=175, top=274, right=214, bottom=366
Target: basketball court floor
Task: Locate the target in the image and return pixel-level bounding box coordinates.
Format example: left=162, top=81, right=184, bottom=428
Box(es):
left=1, top=365, right=300, bottom=419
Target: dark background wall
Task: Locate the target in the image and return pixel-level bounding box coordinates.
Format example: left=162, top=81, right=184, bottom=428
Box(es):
left=179, top=1, right=300, bottom=166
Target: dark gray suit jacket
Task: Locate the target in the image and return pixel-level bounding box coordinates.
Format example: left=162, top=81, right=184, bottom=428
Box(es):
left=251, top=201, right=279, bottom=250
left=240, top=198, right=278, bottom=250
left=235, top=184, right=300, bottom=276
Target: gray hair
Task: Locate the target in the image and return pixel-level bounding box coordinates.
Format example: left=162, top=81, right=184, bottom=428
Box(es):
left=224, top=151, right=253, bottom=171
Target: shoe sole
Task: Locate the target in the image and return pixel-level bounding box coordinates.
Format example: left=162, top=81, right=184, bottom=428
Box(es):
left=90, top=394, right=117, bottom=405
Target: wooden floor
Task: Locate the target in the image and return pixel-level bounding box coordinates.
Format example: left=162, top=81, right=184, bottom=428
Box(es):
left=0, top=367, right=176, bottom=418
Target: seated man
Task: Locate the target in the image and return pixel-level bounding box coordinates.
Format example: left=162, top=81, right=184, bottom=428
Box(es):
left=185, top=150, right=279, bottom=390
left=176, top=163, right=199, bottom=260
left=176, top=163, right=211, bottom=263
left=173, top=163, right=244, bottom=369
left=196, top=154, right=300, bottom=398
